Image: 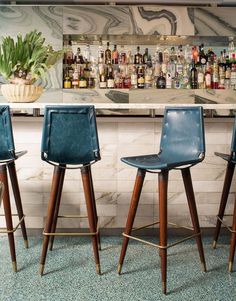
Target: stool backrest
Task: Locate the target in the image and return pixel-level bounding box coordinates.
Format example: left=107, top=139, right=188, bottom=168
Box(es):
left=231, top=117, right=236, bottom=154
left=41, top=105, right=100, bottom=165
left=160, top=107, right=205, bottom=164
left=0, top=106, right=15, bottom=161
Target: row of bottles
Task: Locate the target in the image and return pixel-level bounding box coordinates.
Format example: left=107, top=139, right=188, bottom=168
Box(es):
left=63, top=40, right=236, bottom=90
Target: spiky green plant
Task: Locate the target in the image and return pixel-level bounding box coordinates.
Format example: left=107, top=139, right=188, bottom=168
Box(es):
left=0, top=30, right=62, bottom=84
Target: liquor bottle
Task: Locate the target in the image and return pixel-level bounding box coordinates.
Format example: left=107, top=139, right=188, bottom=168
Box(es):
left=204, top=62, right=212, bottom=89
left=230, top=63, right=236, bottom=89
left=212, top=55, right=219, bottom=89
left=166, top=72, right=172, bottom=89
left=190, top=60, right=198, bottom=89
left=98, top=42, right=104, bottom=64
left=112, top=44, right=119, bottom=64
left=83, top=44, right=91, bottom=62
left=79, top=68, right=87, bottom=89
left=197, top=66, right=205, bottom=89
left=184, top=44, right=192, bottom=64
left=107, top=64, right=115, bottom=89
left=74, top=47, right=84, bottom=64
left=176, top=56, right=183, bottom=75
left=228, top=37, right=235, bottom=61
left=137, top=66, right=145, bottom=89
left=119, top=46, right=126, bottom=65
left=64, top=39, right=74, bottom=65
left=63, top=69, right=72, bottom=89
left=169, top=58, right=176, bottom=79
left=173, top=72, right=181, bottom=89
left=143, top=48, right=149, bottom=64
left=170, top=47, right=177, bottom=62
left=71, top=65, right=79, bottom=89
left=131, top=65, right=137, bottom=89
left=99, top=69, right=107, bottom=89
left=181, top=65, right=190, bottom=89
left=134, top=46, right=143, bottom=65
left=156, top=71, right=166, bottom=89
left=144, top=65, right=153, bottom=88
left=207, top=48, right=215, bottom=64
left=192, top=46, right=199, bottom=63
left=199, top=44, right=207, bottom=66
left=105, top=42, right=112, bottom=64
left=84, top=61, right=91, bottom=79
left=163, top=47, right=169, bottom=64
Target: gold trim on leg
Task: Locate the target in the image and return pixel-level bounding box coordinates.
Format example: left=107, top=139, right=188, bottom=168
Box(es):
left=39, top=264, right=45, bottom=276
left=117, top=263, right=122, bottom=274
left=229, top=261, right=233, bottom=272
left=96, top=264, right=101, bottom=275
left=12, top=261, right=17, bottom=273
left=24, top=239, right=29, bottom=249
left=201, top=262, right=207, bottom=272
left=212, top=240, right=217, bottom=249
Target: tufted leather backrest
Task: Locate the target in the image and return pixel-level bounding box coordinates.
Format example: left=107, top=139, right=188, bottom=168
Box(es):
left=0, top=106, right=15, bottom=161
left=159, top=107, right=205, bottom=165
left=41, top=105, right=100, bottom=165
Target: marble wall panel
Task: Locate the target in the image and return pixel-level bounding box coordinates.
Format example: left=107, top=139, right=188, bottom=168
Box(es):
left=63, top=6, right=194, bottom=35
left=194, top=7, right=236, bottom=36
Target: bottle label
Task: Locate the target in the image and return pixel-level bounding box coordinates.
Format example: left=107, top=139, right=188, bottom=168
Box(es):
left=99, top=81, right=107, bottom=88
left=198, top=73, right=204, bottom=84
left=205, top=74, right=211, bottom=86
left=131, top=75, right=137, bottom=85
left=79, top=80, right=87, bottom=88
left=138, top=77, right=144, bottom=84
left=107, top=79, right=114, bottom=88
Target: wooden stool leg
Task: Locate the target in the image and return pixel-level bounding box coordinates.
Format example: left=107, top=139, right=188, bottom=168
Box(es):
left=118, top=168, right=146, bottom=274
left=81, top=166, right=101, bottom=274
left=7, top=161, right=28, bottom=249
left=40, top=166, right=62, bottom=275
left=213, top=163, right=235, bottom=248
left=0, top=165, right=17, bottom=272
left=182, top=168, right=206, bottom=272
left=49, top=167, right=65, bottom=251
left=88, top=166, right=101, bottom=250
left=159, top=170, right=169, bottom=295
left=229, top=197, right=236, bottom=272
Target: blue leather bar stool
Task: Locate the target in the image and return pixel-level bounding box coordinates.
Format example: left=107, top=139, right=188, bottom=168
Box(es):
left=40, top=105, right=101, bottom=275
left=0, top=105, right=28, bottom=272
left=118, top=106, right=206, bottom=294
left=213, top=116, right=236, bottom=272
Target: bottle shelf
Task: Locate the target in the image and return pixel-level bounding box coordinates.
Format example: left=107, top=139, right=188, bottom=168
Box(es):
left=64, top=34, right=236, bottom=47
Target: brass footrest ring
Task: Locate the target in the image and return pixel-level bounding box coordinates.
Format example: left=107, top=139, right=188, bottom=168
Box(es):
left=217, top=216, right=236, bottom=233
left=123, top=220, right=200, bottom=250
left=0, top=214, right=25, bottom=234
left=43, top=216, right=99, bottom=237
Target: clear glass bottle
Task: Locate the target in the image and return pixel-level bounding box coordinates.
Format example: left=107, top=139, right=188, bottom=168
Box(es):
left=131, top=65, right=137, bottom=89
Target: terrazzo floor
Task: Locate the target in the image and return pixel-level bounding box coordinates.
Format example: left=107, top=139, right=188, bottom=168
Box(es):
left=0, top=234, right=236, bottom=301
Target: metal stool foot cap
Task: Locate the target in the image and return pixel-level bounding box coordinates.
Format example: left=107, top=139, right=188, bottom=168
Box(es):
left=40, top=264, right=45, bottom=276
left=162, top=282, right=167, bottom=295
left=12, top=261, right=17, bottom=273
left=212, top=240, right=217, bottom=249
left=201, top=262, right=207, bottom=272
left=24, top=240, right=29, bottom=249
left=96, top=264, right=101, bottom=275
left=229, top=262, right=233, bottom=272
left=117, top=263, right=122, bottom=274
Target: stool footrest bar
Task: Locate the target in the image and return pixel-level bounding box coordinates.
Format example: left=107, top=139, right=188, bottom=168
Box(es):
left=217, top=215, right=236, bottom=233
left=123, top=220, right=200, bottom=250
left=0, top=215, right=25, bottom=234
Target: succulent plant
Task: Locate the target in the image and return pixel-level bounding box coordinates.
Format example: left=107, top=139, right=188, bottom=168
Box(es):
left=0, top=30, right=62, bottom=84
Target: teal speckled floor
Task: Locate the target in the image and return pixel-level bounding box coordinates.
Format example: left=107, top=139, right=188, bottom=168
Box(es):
left=0, top=235, right=236, bottom=301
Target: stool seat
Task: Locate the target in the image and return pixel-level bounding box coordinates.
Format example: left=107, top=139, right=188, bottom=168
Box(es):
left=121, top=153, right=202, bottom=170
left=118, top=106, right=206, bottom=295
left=0, top=105, right=28, bottom=272
left=40, top=105, right=101, bottom=276
left=213, top=116, right=236, bottom=272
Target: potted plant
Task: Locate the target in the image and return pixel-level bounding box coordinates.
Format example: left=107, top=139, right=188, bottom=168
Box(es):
left=0, top=30, right=62, bottom=102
